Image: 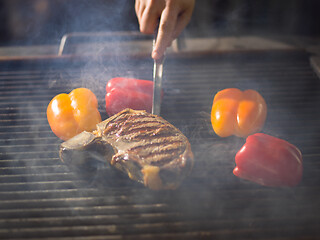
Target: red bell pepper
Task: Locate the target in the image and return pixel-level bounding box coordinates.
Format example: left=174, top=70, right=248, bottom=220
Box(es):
left=105, top=77, right=163, bottom=116
left=106, top=77, right=154, bottom=94
left=234, top=133, right=303, bottom=187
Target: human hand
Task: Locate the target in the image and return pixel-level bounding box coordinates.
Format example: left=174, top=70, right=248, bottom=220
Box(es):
left=135, top=0, right=195, bottom=60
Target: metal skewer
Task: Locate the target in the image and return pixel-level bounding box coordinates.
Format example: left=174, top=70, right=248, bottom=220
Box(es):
left=152, top=34, right=165, bottom=116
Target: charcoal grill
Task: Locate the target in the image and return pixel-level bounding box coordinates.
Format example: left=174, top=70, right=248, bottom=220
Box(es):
left=0, top=40, right=320, bottom=240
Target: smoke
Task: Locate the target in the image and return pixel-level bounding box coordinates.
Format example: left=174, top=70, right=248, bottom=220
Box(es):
left=1, top=0, right=139, bottom=46
left=1, top=2, right=319, bottom=238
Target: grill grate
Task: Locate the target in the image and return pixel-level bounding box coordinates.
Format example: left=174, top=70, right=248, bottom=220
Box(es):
left=0, top=51, right=320, bottom=239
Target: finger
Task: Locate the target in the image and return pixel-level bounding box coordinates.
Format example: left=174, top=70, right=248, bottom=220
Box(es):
left=139, top=5, right=160, bottom=34
left=135, top=1, right=146, bottom=23
left=172, top=8, right=193, bottom=39
left=152, top=7, right=178, bottom=59
left=135, top=0, right=140, bottom=16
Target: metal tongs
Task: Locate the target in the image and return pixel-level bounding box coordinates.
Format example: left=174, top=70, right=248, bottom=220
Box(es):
left=152, top=33, right=165, bottom=116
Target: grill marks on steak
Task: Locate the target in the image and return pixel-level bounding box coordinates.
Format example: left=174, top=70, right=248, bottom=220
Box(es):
left=125, top=140, right=185, bottom=167
left=60, top=109, right=194, bottom=190
left=104, top=113, right=186, bottom=167
left=113, top=115, right=170, bottom=137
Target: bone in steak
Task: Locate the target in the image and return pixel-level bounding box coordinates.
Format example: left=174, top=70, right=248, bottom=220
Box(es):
left=60, top=109, right=194, bottom=190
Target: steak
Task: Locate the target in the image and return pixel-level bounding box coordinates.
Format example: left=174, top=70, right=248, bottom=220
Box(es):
left=60, top=109, right=194, bottom=190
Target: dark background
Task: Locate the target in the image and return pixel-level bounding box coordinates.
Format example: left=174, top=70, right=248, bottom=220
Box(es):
left=0, top=0, right=319, bottom=46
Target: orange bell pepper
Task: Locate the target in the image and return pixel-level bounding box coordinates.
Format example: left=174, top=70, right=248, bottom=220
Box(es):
left=211, top=88, right=267, bottom=137
left=47, top=88, right=101, bottom=141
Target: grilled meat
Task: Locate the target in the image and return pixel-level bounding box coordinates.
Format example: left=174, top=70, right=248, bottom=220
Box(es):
left=60, top=109, right=194, bottom=190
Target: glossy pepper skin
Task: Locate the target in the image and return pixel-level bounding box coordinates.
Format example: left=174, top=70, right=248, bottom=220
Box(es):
left=211, top=88, right=267, bottom=138
left=47, top=88, right=101, bottom=141
left=234, top=133, right=303, bottom=187
left=106, top=77, right=163, bottom=116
